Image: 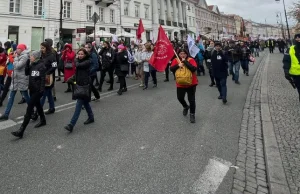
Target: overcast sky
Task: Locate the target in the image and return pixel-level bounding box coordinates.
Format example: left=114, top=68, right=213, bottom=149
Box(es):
left=206, top=0, right=296, bottom=25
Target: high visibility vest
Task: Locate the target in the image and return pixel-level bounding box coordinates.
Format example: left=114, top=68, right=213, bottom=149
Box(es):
left=7, top=48, right=12, bottom=54
left=289, top=45, right=300, bottom=75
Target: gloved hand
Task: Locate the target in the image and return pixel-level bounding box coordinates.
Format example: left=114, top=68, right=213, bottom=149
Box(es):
left=285, top=73, right=291, bottom=81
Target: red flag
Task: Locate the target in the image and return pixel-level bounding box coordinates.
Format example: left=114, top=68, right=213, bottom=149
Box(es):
left=149, top=25, right=174, bottom=72
left=136, top=18, right=145, bottom=40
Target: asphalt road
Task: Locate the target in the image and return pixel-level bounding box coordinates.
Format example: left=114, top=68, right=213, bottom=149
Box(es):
left=0, top=54, right=263, bottom=194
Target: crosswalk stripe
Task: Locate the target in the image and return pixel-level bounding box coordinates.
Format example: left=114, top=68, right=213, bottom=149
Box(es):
left=192, top=157, right=232, bottom=194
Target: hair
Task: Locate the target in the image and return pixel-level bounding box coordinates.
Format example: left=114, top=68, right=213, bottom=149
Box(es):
left=85, top=43, right=92, bottom=48
left=177, top=48, right=189, bottom=56
left=103, top=41, right=110, bottom=47
left=145, top=44, right=152, bottom=51
left=77, top=48, right=89, bottom=58
left=40, top=42, right=51, bottom=53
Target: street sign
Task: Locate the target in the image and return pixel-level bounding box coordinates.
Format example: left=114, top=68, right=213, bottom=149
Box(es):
left=92, top=12, right=100, bottom=24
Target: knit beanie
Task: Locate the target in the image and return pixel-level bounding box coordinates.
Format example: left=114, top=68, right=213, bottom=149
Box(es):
left=30, top=50, right=41, bottom=60
left=17, top=44, right=27, bottom=51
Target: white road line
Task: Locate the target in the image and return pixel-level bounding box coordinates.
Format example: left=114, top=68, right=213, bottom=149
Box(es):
left=14, top=83, right=141, bottom=120
left=192, top=157, right=232, bottom=194
left=0, top=120, right=18, bottom=131
left=1, top=85, right=140, bottom=130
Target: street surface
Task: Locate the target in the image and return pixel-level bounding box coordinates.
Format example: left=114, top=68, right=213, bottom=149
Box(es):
left=0, top=55, right=263, bottom=194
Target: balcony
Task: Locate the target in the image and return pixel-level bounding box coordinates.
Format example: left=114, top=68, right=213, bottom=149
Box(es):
left=95, top=0, right=114, bottom=6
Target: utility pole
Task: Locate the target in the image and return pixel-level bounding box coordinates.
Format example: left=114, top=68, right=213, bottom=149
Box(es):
left=59, top=0, right=63, bottom=50
left=275, top=0, right=291, bottom=40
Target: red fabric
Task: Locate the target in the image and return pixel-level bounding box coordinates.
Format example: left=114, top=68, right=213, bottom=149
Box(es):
left=136, top=19, right=145, bottom=40
left=170, top=57, right=198, bottom=88
left=62, top=45, right=76, bottom=82
left=149, top=25, right=174, bottom=72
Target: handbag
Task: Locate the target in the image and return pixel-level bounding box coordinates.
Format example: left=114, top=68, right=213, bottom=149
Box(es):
left=73, top=84, right=90, bottom=100
left=45, top=74, right=53, bottom=86
left=120, top=64, right=129, bottom=72
left=65, top=61, right=73, bottom=69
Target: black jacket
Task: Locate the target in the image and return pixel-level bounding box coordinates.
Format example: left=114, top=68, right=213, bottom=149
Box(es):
left=240, top=46, right=251, bottom=60
left=115, top=50, right=129, bottom=77
left=41, top=51, right=57, bottom=88
left=211, top=50, right=228, bottom=79
left=25, top=60, right=46, bottom=93
left=225, top=45, right=242, bottom=63
left=99, top=47, right=115, bottom=70
left=75, top=58, right=91, bottom=86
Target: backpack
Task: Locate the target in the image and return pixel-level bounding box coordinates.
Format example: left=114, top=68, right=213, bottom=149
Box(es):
left=175, top=58, right=193, bottom=85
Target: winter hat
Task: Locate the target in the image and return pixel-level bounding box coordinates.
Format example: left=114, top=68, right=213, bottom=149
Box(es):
left=30, top=50, right=41, bottom=60
left=117, top=44, right=125, bottom=50
left=294, top=33, right=300, bottom=39
left=17, top=44, right=27, bottom=51
left=45, top=38, right=53, bottom=47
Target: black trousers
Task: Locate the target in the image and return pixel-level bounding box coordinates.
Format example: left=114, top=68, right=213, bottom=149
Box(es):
left=269, top=46, right=274, bottom=53
left=208, top=68, right=215, bottom=84
left=0, top=77, right=12, bottom=103
left=22, top=92, right=45, bottom=130
left=177, top=86, right=196, bottom=114
left=165, top=64, right=175, bottom=80
left=144, top=71, right=157, bottom=87
left=118, top=75, right=127, bottom=90
left=292, top=76, right=300, bottom=101
left=100, top=68, right=114, bottom=88
left=90, top=75, right=100, bottom=98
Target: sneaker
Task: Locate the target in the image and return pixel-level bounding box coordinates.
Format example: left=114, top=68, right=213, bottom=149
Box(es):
left=190, top=114, right=196, bottom=123
left=183, top=106, right=190, bottom=116
left=223, top=99, right=228, bottom=104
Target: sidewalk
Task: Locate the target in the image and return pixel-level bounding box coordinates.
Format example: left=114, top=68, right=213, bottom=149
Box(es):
left=265, top=53, right=300, bottom=194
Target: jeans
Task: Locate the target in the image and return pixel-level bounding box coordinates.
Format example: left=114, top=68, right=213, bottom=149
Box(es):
left=254, top=48, right=260, bottom=57
left=40, top=88, right=55, bottom=110
left=22, top=92, right=45, bottom=129
left=4, top=90, right=30, bottom=116
left=215, top=77, right=227, bottom=100
left=230, top=61, right=241, bottom=81
left=196, top=60, right=205, bottom=75
left=240, top=60, right=249, bottom=73
left=144, top=70, right=157, bottom=88
left=70, top=99, right=94, bottom=126
left=177, top=86, right=196, bottom=114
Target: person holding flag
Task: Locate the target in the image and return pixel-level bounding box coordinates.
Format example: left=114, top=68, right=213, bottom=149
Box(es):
left=170, top=49, right=198, bottom=123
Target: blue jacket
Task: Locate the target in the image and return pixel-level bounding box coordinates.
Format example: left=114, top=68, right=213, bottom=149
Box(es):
left=196, top=44, right=205, bottom=61
left=90, top=51, right=99, bottom=76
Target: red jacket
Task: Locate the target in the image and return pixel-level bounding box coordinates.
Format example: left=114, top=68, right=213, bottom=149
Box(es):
left=170, top=57, right=198, bottom=88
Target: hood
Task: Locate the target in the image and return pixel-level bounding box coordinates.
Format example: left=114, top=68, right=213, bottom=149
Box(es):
left=45, top=38, right=53, bottom=47
left=64, top=44, right=72, bottom=51
left=0, top=52, right=7, bottom=64
left=20, top=49, right=30, bottom=56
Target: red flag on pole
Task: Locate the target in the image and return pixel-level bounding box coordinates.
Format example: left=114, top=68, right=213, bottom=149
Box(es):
left=136, top=18, right=145, bottom=40
left=149, top=25, right=174, bottom=72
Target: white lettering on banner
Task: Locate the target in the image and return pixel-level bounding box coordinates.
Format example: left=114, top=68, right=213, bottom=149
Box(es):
left=51, top=62, right=57, bottom=67
left=31, top=71, right=40, bottom=76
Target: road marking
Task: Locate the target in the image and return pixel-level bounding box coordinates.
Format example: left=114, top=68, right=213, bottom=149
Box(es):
left=14, top=83, right=141, bottom=121
left=1, top=85, right=141, bottom=130
left=192, top=157, right=232, bottom=194
left=0, top=120, right=18, bottom=131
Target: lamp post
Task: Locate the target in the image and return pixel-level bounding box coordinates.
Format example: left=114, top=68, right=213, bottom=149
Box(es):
left=276, top=12, right=286, bottom=39
left=275, top=0, right=291, bottom=40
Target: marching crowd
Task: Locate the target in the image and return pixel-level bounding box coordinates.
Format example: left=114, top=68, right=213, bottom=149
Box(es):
left=0, top=36, right=275, bottom=139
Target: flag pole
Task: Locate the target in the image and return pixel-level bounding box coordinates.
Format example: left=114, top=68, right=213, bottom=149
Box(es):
left=173, top=49, right=181, bottom=63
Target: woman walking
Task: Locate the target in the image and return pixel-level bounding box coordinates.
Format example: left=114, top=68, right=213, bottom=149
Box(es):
left=62, top=44, right=76, bottom=93
left=170, top=49, right=198, bottom=123
left=64, top=49, right=94, bottom=132
left=142, top=44, right=156, bottom=90
left=11, top=51, right=46, bottom=138
left=114, top=44, right=129, bottom=95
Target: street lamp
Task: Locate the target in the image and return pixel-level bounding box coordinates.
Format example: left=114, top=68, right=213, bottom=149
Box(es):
left=275, top=0, right=291, bottom=40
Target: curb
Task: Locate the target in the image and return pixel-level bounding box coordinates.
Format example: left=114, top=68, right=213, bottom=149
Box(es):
left=260, top=53, right=291, bottom=194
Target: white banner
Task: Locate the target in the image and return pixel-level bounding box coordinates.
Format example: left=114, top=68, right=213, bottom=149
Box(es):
left=187, top=34, right=200, bottom=58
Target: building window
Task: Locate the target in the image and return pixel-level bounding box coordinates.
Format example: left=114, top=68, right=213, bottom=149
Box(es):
left=110, top=9, right=115, bottom=23
left=145, top=6, right=149, bottom=19
left=86, top=5, right=92, bottom=20
left=63, top=1, right=71, bottom=18
left=134, top=4, right=140, bottom=17
left=124, top=3, right=129, bottom=16
left=193, top=18, right=195, bottom=26
left=34, top=0, right=43, bottom=16
left=99, top=7, right=104, bottom=21
left=189, top=16, right=191, bottom=26
left=9, top=0, right=20, bottom=13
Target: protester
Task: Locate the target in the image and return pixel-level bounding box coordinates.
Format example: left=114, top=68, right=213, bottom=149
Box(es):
left=115, top=44, right=129, bottom=95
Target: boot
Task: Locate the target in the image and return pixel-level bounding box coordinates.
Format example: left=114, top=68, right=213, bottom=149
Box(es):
left=53, top=97, right=57, bottom=101
left=107, top=86, right=113, bottom=91
left=34, top=116, right=46, bottom=128
left=64, top=124, right=73, bottom=132
left=223, top=99, right=228, bottom=104
left=45, top=108, right=55, bottom=115
left=98, top=87, right=102, bottom=92
left=164, top=79, right=169, bottom=82
left=122, top=88, right=127, bottom=92
left=183, top=106, right=190, bottom=116
left=190, top=114, right=196, bottom=123
left=64, top=88, right=72, bottom=93
left=18, top=97, right=26, bottom=104
left=117, top=89, right=123, bottom=95
left=11, top=125, right=26, bottom=138
left=0, top=114, right=8, bottom=121
left=84, top=118, right=94, bottom=125
left=209, top=83, right=215, bottom=87
left=56, top=77, right=61, bottom=81
left=0, top=100, right=3, bottom=107
left=31, top=112, right=39, bottom=121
